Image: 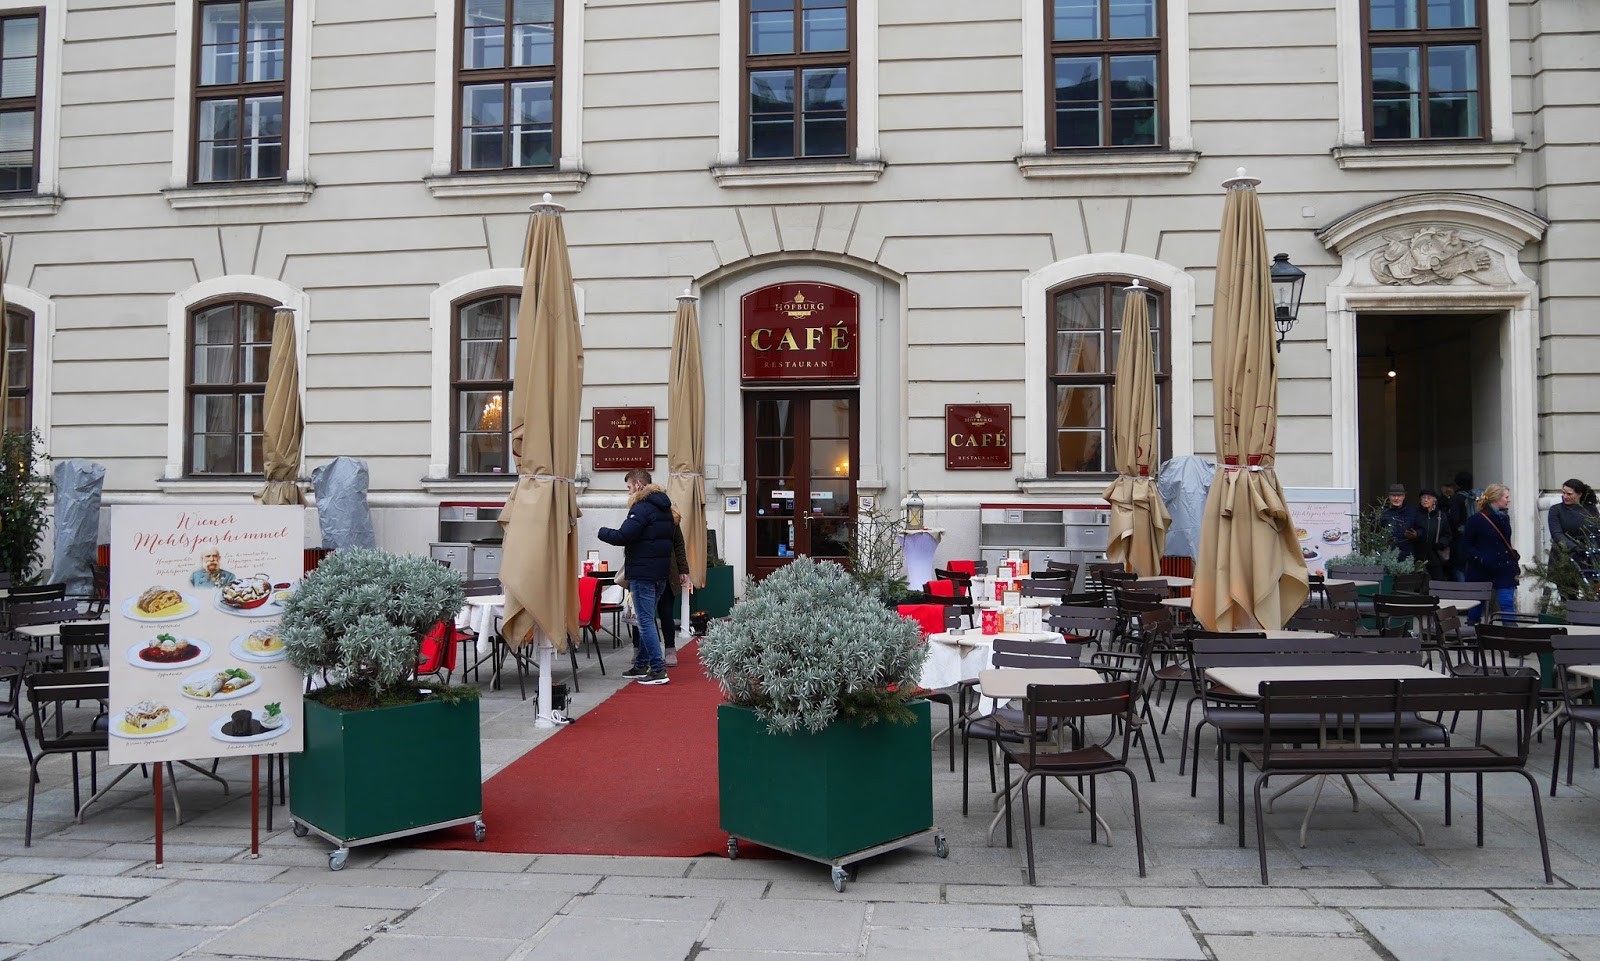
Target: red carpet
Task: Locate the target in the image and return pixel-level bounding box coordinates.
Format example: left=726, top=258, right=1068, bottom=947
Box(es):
left=418, top=640, right=760, bottom=858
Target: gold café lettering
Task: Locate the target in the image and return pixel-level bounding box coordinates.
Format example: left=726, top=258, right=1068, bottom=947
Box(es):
left=949, top=431, right=1008, bottom=448
left=748, top=322, right=851, bottom=353
left=596, top=434, right=652, bottom=449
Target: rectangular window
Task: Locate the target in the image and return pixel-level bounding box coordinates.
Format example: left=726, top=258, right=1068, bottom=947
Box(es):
left=457, top=0, right=558, bottom=172
left=193, top=0, right=287, bottom=184
left=743, top=0, right=852, bottom=161
left=1048, top=0, right=1163, bottom=150
left=1364, top=0, right=1485, bottom=141
left=1046, top=279, right=1170, bottom=476
left=188, top=300, right=273, bottom=475
left=4, top=307, right=30, bottom=433
left=0, top=10, right=42, bottom=193
left=453, top=293, right=518, bottom=475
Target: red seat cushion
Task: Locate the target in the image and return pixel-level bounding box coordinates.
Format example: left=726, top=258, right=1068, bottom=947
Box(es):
left=896, top=604, right=946, bottom=639
left=947, top=560, right=977, bottom=575
left=419, top=621, right=464, bottom=673
left=577, top=576, right=602, bottom=630
left=925, top=580, right=956, bottom=597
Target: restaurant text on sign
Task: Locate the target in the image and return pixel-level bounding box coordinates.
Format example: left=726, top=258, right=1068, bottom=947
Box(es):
left=740, top=282, right=860, bottom=383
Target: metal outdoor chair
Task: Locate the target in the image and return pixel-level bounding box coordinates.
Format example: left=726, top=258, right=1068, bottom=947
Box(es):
left=0, top=638, right=35, bottom=776
left=22, top=670, right=109, bottom=846
left=1548, top=634, right=1600, bottom=794
left=1562, top=599, right=1600, bottom=626
left=1000, top=679, right=1146, bottom=883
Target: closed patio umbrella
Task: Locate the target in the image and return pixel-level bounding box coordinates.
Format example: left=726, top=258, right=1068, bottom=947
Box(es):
left=255, top=307, right=305, bottom=505
left=499, top=194, right=584, bottom=724
left=1102, top=281, right=1170, bottom=576
left=666, top=290, right=706, bottom=635
left=1192, top=169, right=1308, bottom=631
left=1, top=232, right=10, bottom=448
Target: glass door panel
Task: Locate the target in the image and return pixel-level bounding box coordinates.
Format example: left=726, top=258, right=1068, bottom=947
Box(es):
left=745, top=390, right=858, bottom=580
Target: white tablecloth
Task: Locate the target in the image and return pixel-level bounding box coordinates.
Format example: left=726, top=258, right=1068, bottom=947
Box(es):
left=920, top=630, right=1064, bottom=691
left=456, top=586, right=624, bottom=656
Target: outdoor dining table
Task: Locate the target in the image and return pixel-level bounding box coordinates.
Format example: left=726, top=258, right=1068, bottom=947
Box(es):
left=13, top=617, right=111, bottom=642
left=975, top=596, right=1057, bottom=610
left=976, top=666, right=1115, bottom=846
left=1204, top=661, right=1448, bottom=847
left=1137, top=575, right=1193, bottom=588
left=920, top=630, right=1063, bottom=692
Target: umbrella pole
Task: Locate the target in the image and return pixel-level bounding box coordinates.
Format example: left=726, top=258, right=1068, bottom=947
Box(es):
left=536, top=631, right=557, bottom=727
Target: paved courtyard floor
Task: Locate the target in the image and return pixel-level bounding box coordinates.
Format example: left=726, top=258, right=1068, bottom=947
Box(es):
left=3, top=646, right=1600, bottom=960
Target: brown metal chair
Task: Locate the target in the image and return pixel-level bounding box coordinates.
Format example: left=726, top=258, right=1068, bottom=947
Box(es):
left=1549, top=634, right=1600, bottom=793
left=23, top=670, right=110, bottom=846
left=1001, top=679, right=1146, bottom=883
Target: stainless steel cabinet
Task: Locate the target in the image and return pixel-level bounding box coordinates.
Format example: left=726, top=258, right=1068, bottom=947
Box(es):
left=978, top=505, right=1110, bottom=571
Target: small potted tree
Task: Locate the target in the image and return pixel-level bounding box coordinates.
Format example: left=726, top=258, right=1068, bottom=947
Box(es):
left=281, top=548, right=481, bottom=869
left=700, top=557, right=945, bottom=890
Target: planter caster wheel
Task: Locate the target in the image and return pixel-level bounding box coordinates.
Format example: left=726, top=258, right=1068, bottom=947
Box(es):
left=328, top=848, right=348, bottom=871
left=291, top=819, right=309, bottom=838
left=727, top=837, right=739, bottom=860
left=474, top=820, right=487, bottom=842
left=935, top=833, right=948, bottom=859
left=831, top=866, right=847, bottom=893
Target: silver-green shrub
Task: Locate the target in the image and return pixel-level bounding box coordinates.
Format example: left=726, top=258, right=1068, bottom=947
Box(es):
left=699, top=556, right=928, bottom=734
left=280, top=548, right=466, bottom=705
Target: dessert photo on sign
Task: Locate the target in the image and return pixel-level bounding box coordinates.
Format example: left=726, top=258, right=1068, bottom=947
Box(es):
left=122, top=586, right=198, bottom=623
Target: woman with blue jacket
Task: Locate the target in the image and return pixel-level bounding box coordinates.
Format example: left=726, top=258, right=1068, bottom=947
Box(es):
left=1461, top=484, right=1519, bottom=620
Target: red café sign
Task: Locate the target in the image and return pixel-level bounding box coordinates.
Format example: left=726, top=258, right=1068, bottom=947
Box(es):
left=740, top=282, right=859, bottom=383
left=591, top=406, right=655, bottom=471
left=945, top=404, right=1012, bottom=471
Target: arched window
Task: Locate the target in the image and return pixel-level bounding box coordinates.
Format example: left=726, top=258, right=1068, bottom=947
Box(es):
left=186, top=297, right=274, bottom=475
left=1046, top=276, right=1171, bottom=476
left=452, top=291, right=518, bottom=476
left=4, top=304, right=30, bottom=433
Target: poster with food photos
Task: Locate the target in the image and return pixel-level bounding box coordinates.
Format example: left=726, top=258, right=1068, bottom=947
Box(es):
left=108, top=505, right=306, bottom=765
left=1284, top=488, right=1358, bottom=577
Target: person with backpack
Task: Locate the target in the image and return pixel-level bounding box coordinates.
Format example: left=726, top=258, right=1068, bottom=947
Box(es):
left=1461, top=484, right=1519, bottom=621
left=1445, top=470, right=1479, bottom=581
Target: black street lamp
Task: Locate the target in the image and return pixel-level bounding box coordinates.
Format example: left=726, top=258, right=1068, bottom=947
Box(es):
left=1270, top=252, right=1306, bottom=353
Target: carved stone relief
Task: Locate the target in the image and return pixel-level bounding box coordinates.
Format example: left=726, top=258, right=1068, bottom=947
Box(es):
left=1369, top=227, right=1496, bottom=285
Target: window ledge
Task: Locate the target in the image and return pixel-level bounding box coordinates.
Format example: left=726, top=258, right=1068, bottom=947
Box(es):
left=1016, top=150, right=1200, bottom=179
left=424, top=169, right=589, bottom=199
left=153, top=477, right=264, bottom=495
left=420, top=476, right=591, bottom=496
left=1015, top=478, right=1115, bottom=499
left=0, top=193, right=63, bottom=216
left=1332, top=141, right=1522, bottom=170
left=163, top=182, right=316, bottom=209
left=710, top=160, right=885, bottom=188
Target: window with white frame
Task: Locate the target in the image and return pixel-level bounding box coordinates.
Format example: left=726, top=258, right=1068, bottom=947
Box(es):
left=452, top=291, right=518, bottom=476
left=456, top=0, right=559, bottom=172
left=1048, top=0, right=1165, bottom=150
left=4, top=304, right=30, bottom=433
left=186, top=298, right=274, bottom=476
left=192, top=1, right=288, bottom=184
left=0, top=9, right=42, bottom=193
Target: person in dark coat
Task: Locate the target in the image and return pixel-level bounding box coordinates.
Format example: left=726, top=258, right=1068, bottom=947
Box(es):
left=1461, top=484, right=1519, bottom=622
left=597, top=468, right=676, bottom=685
left=1413, top=488, right=1455, bottom=582
left=1445, top=470, right=1477, bottom=580
left=1379, top=483, right=1423, bottom=561
left=653, top=507, right=692, bottom=667
left=1548, top=478, right=1600, bottom=594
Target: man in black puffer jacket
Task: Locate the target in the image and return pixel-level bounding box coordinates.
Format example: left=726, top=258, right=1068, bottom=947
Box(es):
left=598, top=468, right=676, bottom=685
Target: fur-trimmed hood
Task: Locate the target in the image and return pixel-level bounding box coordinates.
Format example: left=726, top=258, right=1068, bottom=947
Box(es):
left=627, top=483, right=667, bottom=508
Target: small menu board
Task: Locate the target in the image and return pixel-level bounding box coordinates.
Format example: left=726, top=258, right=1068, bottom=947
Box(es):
left=108, top=505, right=306, bottom=765
left=1283, top=488, right=1358, bottom=577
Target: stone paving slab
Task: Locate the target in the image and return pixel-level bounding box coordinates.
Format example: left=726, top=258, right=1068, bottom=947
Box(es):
left=1187, top=906, right=1355, bottom=933
left=945, top=884, right=1127, bottom=906
left=1557, top=936, right=1600, bottom=961
left=0, top=857, right=142, bottom=877
left=1516, top=908, right=1600, bottom=935
left=107, top=879, right=297, bottom=925
left=694, top=953, right=851, bottom=961
left=346, top=934, right=523, bottom=961
left=27, top=875, right=173, bottom=898
left=595, top=875, right=769, bottom=899
left=764, top=879, right=943, bottom=902
left=428, top=870, right=602, bottom=893
left=864, top=925, right=1030, bottom=961
left=392, top=889, right=571, bottom=940
left=370, top=849, right=536, bottom=873
left=866, top=901, right=1022, bottom=929
left=523, top=916, right=704, bottom=961
left=700, top=899, right=868, bottom=954
left=0, top=893, right=131, bottom=944
left=1495, top=889, right=1600, bottom=908
left=1309, top=887, right=1508, bottom=907
left=1123, top=886, right=1317, bottom=907
left=1205, top=934, right=1386, bottom=961
left=11, top=922, right=216, bottom=961
left=562, top=893, right=720, bottom=922
left=0, top=874, right=47, bottom=898
left=124, top=861, right=289, bottom=883
left=1349, top=908, right=1567, bottom=961
left=275, top=884, right=436, bottom=910
left=1031, top=906, right=1207, bottom=960
left=197, top=904, right=398, bottom=961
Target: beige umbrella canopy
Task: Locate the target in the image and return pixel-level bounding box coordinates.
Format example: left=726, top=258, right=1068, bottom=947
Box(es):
left=1102, top=282, right=1170, bottom=576
left=255, top=307, right=305, bottom=506
left=499, top=195, right=584, bottom=656
left=666, top=291, right=707, bottom=589
left=1192, top=169, right=1309, bottom=631
left=1, top=233, right=10, bottom=446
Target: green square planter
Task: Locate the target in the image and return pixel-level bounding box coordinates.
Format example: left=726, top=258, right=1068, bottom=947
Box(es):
left=290, top=695, right=482, bottom=845
left=697, top=565, right=736, bottom=619
left=718, top=701, right=932, bottom=861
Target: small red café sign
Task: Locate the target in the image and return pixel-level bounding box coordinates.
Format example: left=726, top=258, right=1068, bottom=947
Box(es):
left=945, top=404, right=1012, bottom=471
left=591, top=406, right=654, bottom=471
left=740, top=282, right=860, bottom=383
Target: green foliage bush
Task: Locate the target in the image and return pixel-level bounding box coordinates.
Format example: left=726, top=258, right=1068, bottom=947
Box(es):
left=0, top=430, right=50, bottom=586
left=699, top=556, right=927, bottom=734
left=279, top=548, right=469, bottom=709
left=1324, top=497, right=1425, bottom=576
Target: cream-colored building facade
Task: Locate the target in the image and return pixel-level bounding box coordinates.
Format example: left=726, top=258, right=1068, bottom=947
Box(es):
left=2, top=0, right=1595, bottom=578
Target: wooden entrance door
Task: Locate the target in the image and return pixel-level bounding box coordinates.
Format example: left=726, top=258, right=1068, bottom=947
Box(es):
left=744, top=391, right=860, bottom=581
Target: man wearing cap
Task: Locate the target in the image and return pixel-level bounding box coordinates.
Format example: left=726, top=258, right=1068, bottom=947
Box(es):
left=1379, top=484, right=1423, bottom=562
